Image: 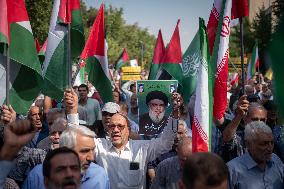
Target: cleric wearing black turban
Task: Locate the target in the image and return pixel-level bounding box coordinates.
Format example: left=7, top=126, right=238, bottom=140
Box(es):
left=139, top=90, right=169, bottom=137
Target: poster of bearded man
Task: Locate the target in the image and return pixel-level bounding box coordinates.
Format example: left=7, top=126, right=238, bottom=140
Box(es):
left=137, top=80, right=178, bottom=138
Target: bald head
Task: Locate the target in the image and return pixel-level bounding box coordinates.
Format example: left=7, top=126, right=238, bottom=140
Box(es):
left=177, top=137, right=192, bottom=168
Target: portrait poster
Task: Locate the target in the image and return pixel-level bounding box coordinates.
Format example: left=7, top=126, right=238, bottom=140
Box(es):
left=136, top=80, right=178, bottom=137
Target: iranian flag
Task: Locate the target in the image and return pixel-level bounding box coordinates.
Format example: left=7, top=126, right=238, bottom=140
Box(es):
left=80, top=4, right=113, bottom=103
left=38, top=39, right=47, bottom=64
left=160, top=20, right=183, bottom=86
left=192, top=18, right=213, bottom=152
left=0, top=0, right=43, bottom=114
left=247, top=42, right=259, bottom=79
left=207, top=0, right=248, bottom=54
left=43, top=0, right=84, bottom=100
left=115, top=48, right=129, bottom=70
left=148, top=29, right=165, bottom=80
left=210, top=0, right=232, bottom=120
left=229, top=72, right=239, bottom=87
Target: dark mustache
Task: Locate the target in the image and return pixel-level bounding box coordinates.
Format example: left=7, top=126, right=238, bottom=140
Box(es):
left=61, top=178, right=78, bottom=187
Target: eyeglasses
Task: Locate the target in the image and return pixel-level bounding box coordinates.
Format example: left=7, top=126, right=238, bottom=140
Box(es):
left=108, top=124, right=126, bottom=131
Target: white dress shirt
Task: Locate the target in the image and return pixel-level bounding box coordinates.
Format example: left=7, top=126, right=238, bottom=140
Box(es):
left=67, top=114, right=178, bottom=189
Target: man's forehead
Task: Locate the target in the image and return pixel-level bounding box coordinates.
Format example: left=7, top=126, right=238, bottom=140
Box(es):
left=51, top=153, right=79, bottom=167
left=249, top=108, right=267, bottom=117
left=110, top=114, right=127, bottom=123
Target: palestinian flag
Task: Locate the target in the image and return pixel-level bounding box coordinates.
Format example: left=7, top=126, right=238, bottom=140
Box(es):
left=115, top=48, right=129, bottom=70
left=42, top=0, right=84, bottom=100
left=148, top=29, right=165, bottom=80
left=0, top=0, right=43, bottom=114
left=268, top=16, right=284, bottom=116
left=80, top=4, right=113, bottom=103
left=160, top=20, right=183, bottom=86
left=192, top=18, right=213, bottom=152
left=35, top=38, right=41, bottom=53
left=73, top=60, right=86, bottom=86
left=247, top=42, right=259, bottom=80
left=211, top=0, right=232, bottom=120
left=38, top=39, right=47, bottom=64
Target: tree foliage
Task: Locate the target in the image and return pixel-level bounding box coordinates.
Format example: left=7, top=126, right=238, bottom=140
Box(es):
left=25, top=0, right=52, bottom=45
left=81, top=4, right=156, bottom=68
left=251, top=5, right=272, bottom=72
left=272, top=0, right=284, bottom=30
left=229, top=18, right=254, bottom=58
left=27, top=2, right=156, bottom=68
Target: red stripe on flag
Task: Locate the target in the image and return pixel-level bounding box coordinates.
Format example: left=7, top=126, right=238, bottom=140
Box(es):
left=161, top=20, right=182, bottom=64
left=152, top=30, right=165, bottom=64
left=58, top=0, right=81, bottom=24
left=7, top=0, right=29, bottom=23
left=80, top=4, right=105, bottom=58
left=192, top=116, right=209, bottom=152
left=231, top=0, right=249, bottom=19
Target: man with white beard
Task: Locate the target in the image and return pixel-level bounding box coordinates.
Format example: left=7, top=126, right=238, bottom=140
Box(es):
left=139, top=90, right=169, bottom=138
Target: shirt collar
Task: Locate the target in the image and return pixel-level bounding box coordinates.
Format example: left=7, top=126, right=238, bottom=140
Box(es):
left=244, top=153, right=273, bottom=170
left=244, top=153, right=258, bottom=170
left=107, top=140, right=130, bottom=152
left=81, top=162, right=94, bottom=183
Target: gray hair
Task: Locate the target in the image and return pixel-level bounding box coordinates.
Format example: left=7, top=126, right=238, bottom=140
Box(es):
left=178, top=120, right=191, bottom=137
left=244, top=121, right=272, bottom=142
left=60, top=125, right=96, bottom=149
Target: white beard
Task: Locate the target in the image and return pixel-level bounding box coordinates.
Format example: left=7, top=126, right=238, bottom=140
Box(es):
left=149, top=109, right=165, bottom=124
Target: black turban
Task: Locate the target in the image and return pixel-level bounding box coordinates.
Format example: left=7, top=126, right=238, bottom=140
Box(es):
left=146, top=90, right=168, bottom=105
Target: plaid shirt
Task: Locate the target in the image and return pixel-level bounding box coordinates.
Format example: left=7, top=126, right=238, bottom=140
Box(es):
left=4, top=178, right=20, bottom=189
left=219, top=131, right=245, bottom=163
left=8, top=147, right=46, bottom=183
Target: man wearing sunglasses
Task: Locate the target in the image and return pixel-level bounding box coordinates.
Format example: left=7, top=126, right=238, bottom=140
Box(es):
left=64, top=89, right=181, bottom=189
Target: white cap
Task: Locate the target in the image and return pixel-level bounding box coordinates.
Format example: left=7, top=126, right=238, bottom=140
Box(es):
left=102, top=102, right=120, bottom=113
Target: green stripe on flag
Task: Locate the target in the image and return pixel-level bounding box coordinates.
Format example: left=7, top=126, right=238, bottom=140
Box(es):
left=71, top=10, right=85, bottom=60
left=43, top=37, right=68, bottom=100
left=86, top=56, right=113, bottom=103
left=8, top=23, right=43, bottom=114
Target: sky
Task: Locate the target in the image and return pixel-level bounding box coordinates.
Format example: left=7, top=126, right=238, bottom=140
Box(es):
left=83, top=0, right=214, bottom=52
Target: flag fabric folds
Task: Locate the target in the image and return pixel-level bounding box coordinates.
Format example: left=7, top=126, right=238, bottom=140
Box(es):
left=160, top=20, right=183, bottom=86
left=43, top=0, right=84, bottom=100
left=210, top=0, right=232, bottom=120
left=0, top=0, right=43, bottom=114
left=192, top=18, right=213, bottom=152
left=80, top=4, right=113, bottom=103
left=247, top=42, right=259, bottom=80
left=148, top=30, right=165, bottom=80
left=181, top=29, right=201, bottom=103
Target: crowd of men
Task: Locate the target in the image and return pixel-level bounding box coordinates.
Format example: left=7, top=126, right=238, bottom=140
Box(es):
left=0, top=70, right=283, bottom=189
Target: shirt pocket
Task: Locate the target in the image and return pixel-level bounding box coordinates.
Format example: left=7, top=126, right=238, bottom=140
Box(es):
left=127, top=169, right=143, bottom=187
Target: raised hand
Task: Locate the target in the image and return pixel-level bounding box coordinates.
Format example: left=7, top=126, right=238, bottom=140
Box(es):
left=64, top=88, right=78, bottom=114
left=0, top=105, right=16, bottom=125
left=0, top=120, right=36, bottom=160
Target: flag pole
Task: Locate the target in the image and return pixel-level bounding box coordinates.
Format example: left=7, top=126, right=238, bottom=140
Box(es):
left=239, top=17, right=245, bottom=94
left=67, top=22, right=72, bottom=88
left=5, top=45, right=10, bottom=105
